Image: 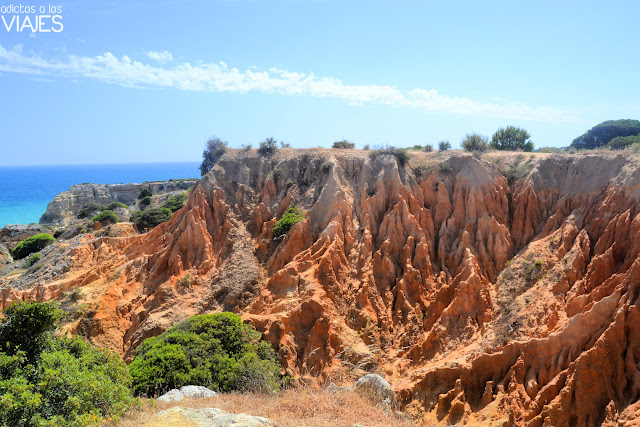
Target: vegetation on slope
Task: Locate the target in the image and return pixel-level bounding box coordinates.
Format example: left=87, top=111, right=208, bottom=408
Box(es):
left=0, top=301, right=136, bottom=426
left=129, top=313, right=282, bottom=397
left=12, top=233, right=55, bottom=260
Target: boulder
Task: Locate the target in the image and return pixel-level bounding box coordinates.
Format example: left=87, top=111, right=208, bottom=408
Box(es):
left=353, top=374, right=396, bottom=409
left=157, top=385, right=219, bottom=402
left=0, top=244, right=12, bottom=265
left=151, top=407, right=274, bottom=426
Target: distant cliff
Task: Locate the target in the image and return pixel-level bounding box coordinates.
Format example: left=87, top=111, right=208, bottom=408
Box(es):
left=39, top=180, right=196, bottom=226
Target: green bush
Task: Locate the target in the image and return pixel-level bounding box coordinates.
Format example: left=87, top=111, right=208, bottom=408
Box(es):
left=162, top=193, right=188, bottom=213
left=257, top=138, right=279, bottom=157
left=129, top=313, right=281, bottom=396
left=273, top=206, right=305, bottom=238
left=138, top=188, right=152, bottom=200
left=102, top=202, right=127, bottom=211
left=77, top=203, right=102, bottom=219
left=369, top=147, right=411, bottom=166
left=200, top=138, right=228, bottom=176
left=130, top=208, right=172, bottom=230
left=608, top=134, right=640, bottom=150
left=23, top=253, right=42, bottom=268
left=0, top=301, right=136, bottom=426
left=490, top=126, right=534, bottom=151
left=139, top=195, right=152, bottom=207
left=12, top=234, right=55, bottom=260
left=332, top=140, right=355, bottom=149
left=91, top=210, right=118, bottom=224
left=462, top=133, right=489, bottom=152
left=321, top=162, right=332, bottom=173
left=424, top=144, right=433, bottom=152
left=438, top=141, right=451, bottom=151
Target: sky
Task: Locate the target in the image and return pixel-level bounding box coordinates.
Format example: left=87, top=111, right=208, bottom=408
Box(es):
left=1, top=0, right=639, bottom=165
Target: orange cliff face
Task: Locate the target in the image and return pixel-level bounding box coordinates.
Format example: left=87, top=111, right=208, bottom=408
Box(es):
left=4, top=149, right=640, bottom=426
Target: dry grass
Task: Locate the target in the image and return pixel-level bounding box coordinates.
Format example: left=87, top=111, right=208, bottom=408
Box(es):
left=110, top=388, right=416, bottom=427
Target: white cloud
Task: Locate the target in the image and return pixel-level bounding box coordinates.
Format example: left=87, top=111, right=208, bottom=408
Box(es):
left=146, top=50, right=173, bottom=63
left=0, top=44, right=573, bottom=122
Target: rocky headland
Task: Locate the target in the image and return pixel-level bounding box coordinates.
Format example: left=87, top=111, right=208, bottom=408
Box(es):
left=2, top=148, right=640, bottom=426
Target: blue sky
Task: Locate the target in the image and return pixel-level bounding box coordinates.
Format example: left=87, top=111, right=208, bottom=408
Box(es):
left=1, top=0, right=639, bottom=165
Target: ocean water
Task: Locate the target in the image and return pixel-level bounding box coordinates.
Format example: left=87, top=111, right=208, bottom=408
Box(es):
left=0, top=162, right=200, bottom=228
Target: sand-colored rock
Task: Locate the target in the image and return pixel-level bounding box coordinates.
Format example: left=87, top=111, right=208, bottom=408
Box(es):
left=5, top=149, right=640, bottom=425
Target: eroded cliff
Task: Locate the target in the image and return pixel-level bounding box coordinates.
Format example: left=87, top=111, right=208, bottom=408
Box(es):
left=3, top=149, right=640, bottom=426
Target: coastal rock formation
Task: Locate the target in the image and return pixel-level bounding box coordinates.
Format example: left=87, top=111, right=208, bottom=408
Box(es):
left=3, top=149, right=640, bottom=425
left=39, top=179, right=197, bottom=226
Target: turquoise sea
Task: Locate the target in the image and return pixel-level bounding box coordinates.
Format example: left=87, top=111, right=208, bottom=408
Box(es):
left=0, top=162, right=200, bottom=228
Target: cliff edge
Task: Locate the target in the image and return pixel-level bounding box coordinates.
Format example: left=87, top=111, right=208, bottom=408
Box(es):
left=3, top=148, right=640, bottom=426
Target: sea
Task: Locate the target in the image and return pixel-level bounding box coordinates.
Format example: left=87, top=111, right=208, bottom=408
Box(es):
left=0, top=162, right=200, bottom=228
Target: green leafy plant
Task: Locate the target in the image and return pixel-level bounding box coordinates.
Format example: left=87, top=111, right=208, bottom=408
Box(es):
left=321, top=162, right=332, bottom=172
left=129, top=312, right=281, bottom=396
left=272, top=206, right=306, bottom=238
left=138, top=188, right=153, bottom=199
left=12, top=234, right=55, bottom=260
left=77, top=203, right=102, bottom=219
left=369, top=146, right=411, bottom=166
left=200, top=138, right=228, bottom=176
left=462, top=133, right=489, bottom=152
left=23, top=253, right=42, bottom=268
left=102, top=202, right=127, bottom=211
left=139, top=195, right=152, bottom=207
left=490, top=126, right=534, bottom=151
left=608, top=134, right=640, bottom=150
left=437, top=161, right=452, bottom=173
left=130, top=208, right=173, bottom=231
left=0, top=301, right=136, bottom=426
left=423, top=144, right=433, bottom=152
left=162, top=193, right=188, bottom=213
left=91, top=210, right=118, bottom=224
left=438, top=140, right=451, bottom=151
left=258, top=138, right=279, bottom=157
left=332, top=140, right=355, bottom=149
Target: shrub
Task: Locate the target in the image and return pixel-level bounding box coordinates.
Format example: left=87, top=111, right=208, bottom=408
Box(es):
left=363, top=144, right=370, bottom=150
left=162, top=193, right=188, bottom=213
left=129, top=313, right=281, bottom=396
left=0, top=301, right=136, bottom=426
left=176, top=273, right=193, bottom=289
left=103, top=202, right=127, bottom=211
left=273, top=206, right=305, bottom=238
left=140, top=195, right=152, bottom=206
left=608, top=134, right=640, bottom=150
left=332, top=140, right=355, bottom=149
left=437, top=161, right=452, bottom=174
left=462, top=133, right=489, bottom=152
left=200, top=138, right=228, bottom=176
left=12, top=233, right=55, bottom=260
left=424, top=144, right=433, bottom=152
left=77, top=203, right=102, bottom=219
left=258, top=138, right=279, bottom=157
left=138, top=188, right=152, bottom=199
left=490, top=126, right=534, bottom=151
left=438, top=140, right=451, bottom=151
left=369, top=147, right=411, bottom=166
left=130, top=208, right=173, bottom=231
left=321, top=162, right=332, bottom=173
left=23, top=253, right=42, bottom=268
left=91, top=210, right=118, bottom=224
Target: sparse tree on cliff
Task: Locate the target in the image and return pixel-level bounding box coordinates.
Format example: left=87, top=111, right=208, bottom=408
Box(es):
left=490, top=126, right=534, bottom=152
left=200, top=138, right=228, bottom=176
